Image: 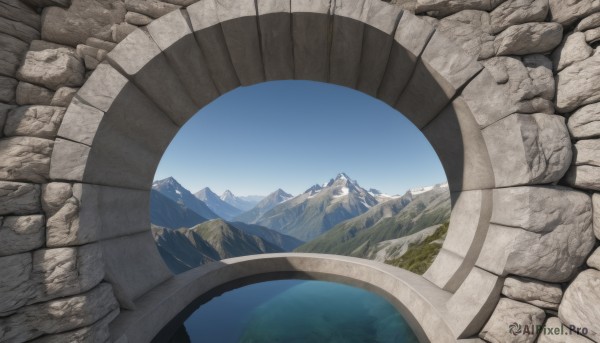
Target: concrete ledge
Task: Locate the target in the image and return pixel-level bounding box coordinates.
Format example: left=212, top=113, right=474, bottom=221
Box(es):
left=109, top=253, right=482, bottom=343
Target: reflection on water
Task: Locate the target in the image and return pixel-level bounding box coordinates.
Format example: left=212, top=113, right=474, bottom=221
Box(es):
left=176, top=279, right=420, bottom=343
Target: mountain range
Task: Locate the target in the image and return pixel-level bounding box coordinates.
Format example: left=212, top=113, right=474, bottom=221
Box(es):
left=251, top=173, right=380, bottom=241
left=152, top=178, right=219, bottom=220
left=296, top=184, right=450, bottom=258
left=233, top=188, right=294, bottom=224
left=150, top=190, right=208, bottom=229
left=195, top=187, right=243, bottom=220
left=150, top=174, right=450, bottom=274
left=153, top=219, right=303, bottom=274
left=220, top=190, right=262, bottom=211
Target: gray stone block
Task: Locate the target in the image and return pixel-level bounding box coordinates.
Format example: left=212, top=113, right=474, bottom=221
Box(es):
left=463, top=56, right=555, bottom=128
left=552, top=32, right=593, bottom=73
left=489, top=0, right=548, bottom=34
left=478, top=186, right=594, bottom=281
left=110, top=22, right=136, bottom=43
left=494, top=22, right=563, bottom=56
left=330, top=15, right=364, bottom=89
left=31, top=244, right=104, bottom=303
left=56, top=97, right=103, bottom=146
left=44, top=182, right=151, bottom=247
left=482, top=113, right=571, bottom=187
left=559, top=269, right=600, bottom=342
left=4, top=105, right=65, bottom=139
left=187, top=0, right=240, bottom=94
left=16, top=42, right=85, bottom=91
left=0, top=0, right=41, bottom=31
left=147, top=9, right=219, bottom=108
left=291, top=1, right=332, bottom=82
left=415, top=0, right=504, bottom=17
left=476, top=218, right=594, bottom=283
left=49, top=138, right=89, bottom=182
left=556, top=53, right=600, bottom=114
left=424, top=189, right=492, bottom=291
left=423, top=97, right=495, bottom=192
left=577, top=12, right=600, bottom=31
left=80, top=83, right=178, bottom=190
left=50, top=86, right=77, bottom=107
left=41, top=0, right=125, bottom=47
left=0, top=252, right=35, bottom=315
left=445, top=267, right=504, bottom=338
left=377, top=11, right=433, bottom=105
left=0, top=75, right=17, bottom=103
left=124, top=0, right=180, bottom=19
left=423, top=248, right=466, bottom=291
left=0, top=136, right=53, bottom=183
left=15, top=81, right=54, bottom=106
left=572, top=139, right=600, bottom=168
left=548, top=0, right=600, bottom=26
left=491, top=186, right=590, bottom=234
left=568, top=102, right=600, bottom=138
left=0, top=33, right=27, bottom=78
left=0, top=282, right=119, bottom=342
left=76, top=62, right=128, bottom=113
left=125, top=11, right=153, bottom=26
left=85, top=37, right=117, bottom=52
left=30, top=309, right=118, bottom=343
left=107, top=28, right=198, bottom=125
left=256, top=0, right=293, bottom=81
left=0, top=16, right=39, bottom=43
left=101, top=231, right=172, bottom=309
left=396, top=30, right=482, bottom=128
left=0, top=215, right=45, bottom=256
left=0, top=181, right=41, bottom=215
left=564, top=165, right=600, bottom=192
left=502, top=276, right=563, bottom=310
left=479, top=298, right=545, bottom=343
left=588, top=247, right=600, bottom=269
left=436, top=11, right=495, bottom=60
left=216, top=0, right=265, bottom=86
left=355, top=1, right=403, bottom=97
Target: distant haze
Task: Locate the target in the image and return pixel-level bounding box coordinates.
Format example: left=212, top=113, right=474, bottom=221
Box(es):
left=154, top=80, right=446, bottom=196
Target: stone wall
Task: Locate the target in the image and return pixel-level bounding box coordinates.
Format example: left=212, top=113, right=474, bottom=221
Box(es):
left=0, top=0, right=599, bottom=342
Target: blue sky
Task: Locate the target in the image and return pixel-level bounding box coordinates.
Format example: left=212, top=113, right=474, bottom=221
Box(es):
left=154, top=80, right=446, bottom=196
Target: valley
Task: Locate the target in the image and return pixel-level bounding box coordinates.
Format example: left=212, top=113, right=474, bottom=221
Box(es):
left=150, top=173, right=450, bottom=275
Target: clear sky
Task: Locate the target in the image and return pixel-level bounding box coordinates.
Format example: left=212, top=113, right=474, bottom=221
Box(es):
left=154, top=80, right=446, bottom=196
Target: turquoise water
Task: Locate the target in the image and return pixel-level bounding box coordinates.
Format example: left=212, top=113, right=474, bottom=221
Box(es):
left=178, top=279, right=420, bottom=343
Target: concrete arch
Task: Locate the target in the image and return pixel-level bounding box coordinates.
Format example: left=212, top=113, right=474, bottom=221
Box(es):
left=12, top=0, right=585, bottom=342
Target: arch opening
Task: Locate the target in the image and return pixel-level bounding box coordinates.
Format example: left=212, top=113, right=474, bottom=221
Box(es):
left=150, top=79, right=450, bottom=276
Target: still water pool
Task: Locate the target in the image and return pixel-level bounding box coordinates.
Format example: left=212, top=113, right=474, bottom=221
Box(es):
left=172, top=279, right=420, bottom=343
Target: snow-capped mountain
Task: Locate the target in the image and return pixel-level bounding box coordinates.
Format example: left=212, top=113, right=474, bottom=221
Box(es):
left=195, top=187, right=243, bottom=221
left=368, top=188, right=403, bottom=203
left=296, top=184, right=451, bottom=259
left=234, top=188, right=294, bottom=224
left=409, top=182, right=449, bottom=196
left=152, top=177, right=219, bottom=220
left=220, top=190, right=263, bottom=212
left=253, top=173, right=379, bottom=241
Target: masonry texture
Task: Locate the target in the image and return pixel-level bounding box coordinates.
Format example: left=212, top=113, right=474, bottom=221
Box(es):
left=0, top=0, right=599, bottom=342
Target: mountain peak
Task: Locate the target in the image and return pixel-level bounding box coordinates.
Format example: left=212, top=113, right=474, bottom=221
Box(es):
left=335, top=172, right=351, bottom=181
left=153, top=176, right=182, bottom=189
left=222, top=189, right=234, bottom=197
left=197, top=187, right=216, bottom=195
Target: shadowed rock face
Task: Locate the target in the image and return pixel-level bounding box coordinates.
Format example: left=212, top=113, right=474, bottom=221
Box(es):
left=1, top=0, right=600, bottom=342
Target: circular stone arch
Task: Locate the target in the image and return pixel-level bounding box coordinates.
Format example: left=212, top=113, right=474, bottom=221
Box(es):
left=47, top=0, right=582, bottom=342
